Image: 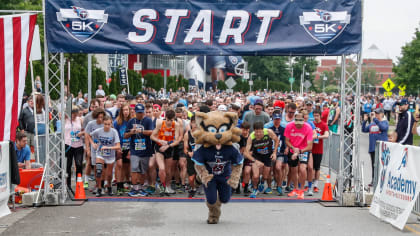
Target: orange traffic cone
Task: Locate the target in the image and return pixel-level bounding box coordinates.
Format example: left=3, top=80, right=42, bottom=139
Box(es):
left=321, top=175, right=333, bottom=201
left=75, top=173, right=87, bottom=200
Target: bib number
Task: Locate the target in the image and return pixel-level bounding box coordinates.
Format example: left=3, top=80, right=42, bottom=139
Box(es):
left=135, top=139, right=146, bottom=151
left=298, top=152, right=309, bottom=162
left=98, top=147, right=111, bottom=157
left=70, top=131, right=80, bottom=143
left=122, top=139, right=130, bottom=151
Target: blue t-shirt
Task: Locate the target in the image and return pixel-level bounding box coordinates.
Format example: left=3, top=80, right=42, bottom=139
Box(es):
left=126, top=117, right=153, bottom=157
left=364, top=103, right=372, bottom=113
left=113, top=120, right=131, bottom=151
left=308, top=112, right=314, bottom=123
left=15, top=144, right=31, bottom=163
left=269, top=125, right=286, bottom=155
left=192, top=145, right=243, bottom=178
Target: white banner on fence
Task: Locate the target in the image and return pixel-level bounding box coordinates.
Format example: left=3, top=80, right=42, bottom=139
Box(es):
left=370, top=141, right=420, bottom=230
left=0, top=141, right=10, bottom=218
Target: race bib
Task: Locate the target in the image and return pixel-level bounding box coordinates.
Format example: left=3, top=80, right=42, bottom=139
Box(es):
left=164, top=131, right=173, bottom=136
left=134, top=139, right=146, bottom=151
left=314, top=138, right=319, bottom=144
left=257, top=147, right=269, bottom=155
left=299, top=152, right=309, bottom=162
left=70, top=131, right=80, bottom=143
left=122, top=139, right=130, bottom=150
left=98, top=147, right=111, bottom=157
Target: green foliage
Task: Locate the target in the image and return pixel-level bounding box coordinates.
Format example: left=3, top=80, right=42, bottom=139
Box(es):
left=243, top=56, right=290, bottom=84
left=143, top=73, right=188, bottom=93
left=393, top=28, right=420, bottom=95
left=324, top=85, right=339, bottom=94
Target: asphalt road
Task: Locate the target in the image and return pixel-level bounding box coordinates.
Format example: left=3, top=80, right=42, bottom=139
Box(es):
left=0, top=201, right=414, bottom=236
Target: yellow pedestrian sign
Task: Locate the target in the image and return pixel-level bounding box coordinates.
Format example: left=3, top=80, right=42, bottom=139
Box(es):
left=382, top=78, right=395, bottom=92
left=399, top=91, right=405, bottom=96
left=384, top=91, right=392, bottom=97
left=398, top=84, right=406, bottom=91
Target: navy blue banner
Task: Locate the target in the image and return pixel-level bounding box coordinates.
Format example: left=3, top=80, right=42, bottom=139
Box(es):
left=45, top=0, right=362, bottom=55
left=119, top=67, right=128, bottom=86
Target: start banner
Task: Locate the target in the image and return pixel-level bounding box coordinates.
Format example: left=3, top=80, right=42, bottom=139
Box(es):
left=370, top=141, right=420, bottom=230
left=45, top=0, right=362, bottom=55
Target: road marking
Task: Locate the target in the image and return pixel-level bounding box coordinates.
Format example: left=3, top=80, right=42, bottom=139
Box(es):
left=405, top=225, right=420, bottom=235
left=410, top=224, right=420, bottom=230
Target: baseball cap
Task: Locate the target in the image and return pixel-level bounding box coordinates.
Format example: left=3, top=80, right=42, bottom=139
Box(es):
left=273, top=113, right=282, bottom=120
left=296, top=97, right=304, bottom=101
left=109, top=94, right=116, bottom=100
left=399, top=99, right=408, bottom=105
left=374, top=108, right=384, bottom=114
left=332, top=98, right=338, bottom=103
left=254, top=99, right=264, bottom=106
left=305, top=100, right=313, bottom=105
left=218, top=104, right=228, bottom=112
left=135, top=104, right=145, bottom=113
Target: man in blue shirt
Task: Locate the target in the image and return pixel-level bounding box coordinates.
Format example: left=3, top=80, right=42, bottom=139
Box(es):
left=15, top=132, right=31, bottom=169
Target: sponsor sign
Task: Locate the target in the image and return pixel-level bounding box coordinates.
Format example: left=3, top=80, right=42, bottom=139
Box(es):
left=370, top=141, right=420, bottom=230
left=45, top=0, right=362, bottom=55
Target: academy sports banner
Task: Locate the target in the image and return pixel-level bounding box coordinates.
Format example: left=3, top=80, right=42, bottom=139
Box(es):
left=45, top=0, right=362, bottom=55
left=370, top=141, right=420, bottom=230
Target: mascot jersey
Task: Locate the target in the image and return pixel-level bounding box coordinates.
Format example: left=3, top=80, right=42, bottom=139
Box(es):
left=192, top=145, right=243, bottom=178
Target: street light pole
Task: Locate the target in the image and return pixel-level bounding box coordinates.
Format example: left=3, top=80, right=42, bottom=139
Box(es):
left=301, top=64, right=306, bottom=95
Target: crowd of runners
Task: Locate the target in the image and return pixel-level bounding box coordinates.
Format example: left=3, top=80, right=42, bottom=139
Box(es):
left=17, top=86, right=420, bottom=199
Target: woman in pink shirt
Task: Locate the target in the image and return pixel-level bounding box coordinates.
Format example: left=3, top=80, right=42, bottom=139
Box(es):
left=284, top=112, right=313, bottom=199
left=64, top=107, right=85, bottom=188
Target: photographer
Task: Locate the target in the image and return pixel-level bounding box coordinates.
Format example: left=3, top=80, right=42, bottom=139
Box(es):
left=362, top=108, right=388, bottom=186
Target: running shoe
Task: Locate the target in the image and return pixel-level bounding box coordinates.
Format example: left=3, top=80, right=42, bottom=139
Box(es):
left=258, top=184, right=265, bottom=193
left=287, top=189, right=298, bottom=197
left=116, top=189, right=124, bottom=196
left=92, top=187, right=97, bottom=194
left=138, top=189, right=149, bottom=197
left=304, top=186, right=309, bottom=192
left=307, top=189, right=314, bottom=196
left=162, top=187, right=171, bottom=196
left=235, top=188, right=241, bottom=194
left=145, top=186, right=156, bottom=195
left=264, top=187, right=273, bottom=194
left=282, top=181, right=287, bottom=187
left=250, top=189, right=258, bottom=198
left=166, top=186, right=176, bottom=194
left=83, top=181, right=89, bottom=190
left=188, top=190, right=197, bottom=198
left=107, top=187, right=113, bottom=196
left=175, top=183, right=182, bottom=191
left=177, top=185, right=186, bottom=193
left=96, top=188, right=102, bottom=197
left=277, top=186, right=283, bottom=196
left=243, top=187, right=251, bottom=196
left=128, top=189, right=140, bottom=197
left=285, top=186, right=292, bottom=193
left=297, top=190, right=304, bottom=199
left=313, top=187, right=319, bottom=193
left=88, top=175, right=95, bottom=181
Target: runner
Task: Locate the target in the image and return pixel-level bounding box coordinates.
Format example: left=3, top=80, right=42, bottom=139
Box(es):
left=146, top=103, right=163, bottom=195
left=184, top=115, right=197, bottom=198
left=270, top=110, right=287, bottom=196
left=125, top=104, right=154, bottom=197
left=285, top=112, right=313, bottom=199
left=113, top=104, right=132, bottom=195
left=238, top=122, right=251, bottom=195
left=150, top=109, right=182, bottom=196
left=312, top=109, right=329, bottom=193
left=244, top=122, right=279, bottom=198
left=90, top=116, right=121, bottom=197
left=84, top=108, right=106, bottom=193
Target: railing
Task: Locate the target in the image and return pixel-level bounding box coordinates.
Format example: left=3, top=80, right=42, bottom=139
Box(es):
left=321, top=131, right=341, bottom=175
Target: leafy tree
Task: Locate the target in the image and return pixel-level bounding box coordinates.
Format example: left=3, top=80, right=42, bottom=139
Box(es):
left=393, top=28, right=420, bottom=95
left=243, top=56, right=289, bottom=83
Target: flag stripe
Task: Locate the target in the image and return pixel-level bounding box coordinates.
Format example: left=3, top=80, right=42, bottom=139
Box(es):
left=0, top=14, right=36, bottom=141
left=8, top=16, right=22, bottom=143
left=0, top=18, right=5, bottom=141
left=3, top=17, right=14, bottom=142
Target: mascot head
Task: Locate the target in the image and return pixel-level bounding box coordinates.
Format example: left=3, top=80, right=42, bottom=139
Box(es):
left=193, top=111, right=241, bottom=148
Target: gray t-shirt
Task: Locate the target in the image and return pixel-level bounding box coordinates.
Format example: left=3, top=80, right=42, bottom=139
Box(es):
left=243, top=111, right=270, bottom=132
left=90, top=127, right=120, bottom=159
left=83, top=112, right=94, bottom=129
left=85, top=120, right=104, bottom=159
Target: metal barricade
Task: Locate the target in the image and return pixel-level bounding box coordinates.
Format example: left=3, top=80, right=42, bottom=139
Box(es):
left=321, top=131, right=340, bottom=175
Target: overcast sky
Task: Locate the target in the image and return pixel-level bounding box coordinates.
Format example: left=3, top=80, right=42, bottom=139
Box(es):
left=363, top=0, right=420, bottom=62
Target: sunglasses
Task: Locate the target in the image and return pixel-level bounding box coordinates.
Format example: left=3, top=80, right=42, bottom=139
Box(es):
left=295, top=119, right=304, bottom=122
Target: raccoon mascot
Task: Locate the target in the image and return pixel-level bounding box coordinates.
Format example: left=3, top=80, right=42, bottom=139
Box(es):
left=192, top=111, right=243, bottom=224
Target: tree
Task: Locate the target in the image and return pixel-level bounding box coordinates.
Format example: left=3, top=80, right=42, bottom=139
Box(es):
left=292, top=57, right=318, bottom=92
left=243, top=56, right=289, bottom=84
left=393, top=28, right=420, bottom=95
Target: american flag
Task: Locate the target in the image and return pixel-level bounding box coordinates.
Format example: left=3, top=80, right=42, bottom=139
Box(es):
left=0, top=14, right=37, bottom=142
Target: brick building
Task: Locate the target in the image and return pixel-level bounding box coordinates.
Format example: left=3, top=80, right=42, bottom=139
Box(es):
left=315, top=44, right=394, bottom=92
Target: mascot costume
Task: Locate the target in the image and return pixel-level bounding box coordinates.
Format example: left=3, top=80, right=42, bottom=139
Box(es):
left=191, top=111, right=243, bottom=224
